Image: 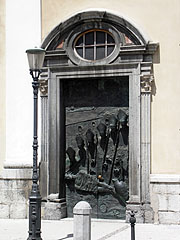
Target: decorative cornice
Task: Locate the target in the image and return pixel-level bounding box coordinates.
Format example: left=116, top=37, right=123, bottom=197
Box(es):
left=150, top=174, right=180, bottom=183
left=146, top=42, right=159, bottom=55
left=141, top=74, right=154, bottom=93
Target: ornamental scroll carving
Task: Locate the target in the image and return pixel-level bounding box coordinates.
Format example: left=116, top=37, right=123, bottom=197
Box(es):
left=141, top=75, right=154, bottom=93
left=39, top=79, right=48, bottom=96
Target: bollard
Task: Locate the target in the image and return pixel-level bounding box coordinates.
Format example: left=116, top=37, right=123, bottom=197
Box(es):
left=129, top=211, right=136, bottom=240
left=73, top=201, right=92, bottom=240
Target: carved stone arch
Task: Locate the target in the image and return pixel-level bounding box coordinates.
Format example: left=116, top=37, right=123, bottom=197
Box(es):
left=39, top=10, right=159, bottom=223
left=41, top=10, right=150, bottom=50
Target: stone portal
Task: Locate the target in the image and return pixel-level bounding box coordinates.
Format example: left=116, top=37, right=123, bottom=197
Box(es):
left=39, top=10, right=158, bottom=223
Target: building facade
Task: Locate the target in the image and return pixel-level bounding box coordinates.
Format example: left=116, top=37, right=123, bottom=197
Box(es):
left=0, top=0, right=180, bottom=224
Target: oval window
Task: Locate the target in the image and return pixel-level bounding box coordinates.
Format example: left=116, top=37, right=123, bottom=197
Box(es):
left=74, top=30, right=116, bottom=61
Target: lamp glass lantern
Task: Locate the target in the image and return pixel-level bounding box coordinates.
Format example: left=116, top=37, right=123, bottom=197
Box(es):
left=26, top=48, right=46, bottom=71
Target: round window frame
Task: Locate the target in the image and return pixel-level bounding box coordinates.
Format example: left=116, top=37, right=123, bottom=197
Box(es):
left=65, top=22, right=122, bottom=65
left=74, top=29, right=116, bottom=62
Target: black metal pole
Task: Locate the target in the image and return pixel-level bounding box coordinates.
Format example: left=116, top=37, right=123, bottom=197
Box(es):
left=27, top=70, right=42, bottom=240
left=130, top=211, right=136, bottom=240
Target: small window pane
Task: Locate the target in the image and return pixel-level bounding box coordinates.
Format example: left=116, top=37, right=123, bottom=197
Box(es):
left=76, top=36, right=83, bottom=46
left=96, top=46, right=105, bottom=60
left=85, top=47, right=94, bottom=60
left=85, top=32, right=94, bottom=45
left=107, top=34, right=114, bottom=44
left=96, top=31, right=105, bottom=44
left=107, top=46, right=114, bottom=55
left=76, top=47, right=83, bottom=57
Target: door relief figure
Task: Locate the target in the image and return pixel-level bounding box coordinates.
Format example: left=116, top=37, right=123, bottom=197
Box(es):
left=65, top=77, right=129, bottom=219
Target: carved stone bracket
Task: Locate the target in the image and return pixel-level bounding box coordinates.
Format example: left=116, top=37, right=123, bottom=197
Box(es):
left=141, top=74, right=154, bottom=93
left=39, top=78, right=48, bottom=96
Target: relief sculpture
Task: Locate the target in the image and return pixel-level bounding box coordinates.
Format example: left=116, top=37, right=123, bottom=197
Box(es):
left=64, top=77, right=129, bottom=219
left=65, top=108, right=129, bottom=219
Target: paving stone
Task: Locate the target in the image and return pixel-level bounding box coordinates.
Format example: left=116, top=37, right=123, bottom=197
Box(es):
left=0, top=219, right=180, bottom=240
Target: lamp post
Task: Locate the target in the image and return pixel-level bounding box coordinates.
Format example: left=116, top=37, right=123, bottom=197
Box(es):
left=26, top=47, right=46, bottom=240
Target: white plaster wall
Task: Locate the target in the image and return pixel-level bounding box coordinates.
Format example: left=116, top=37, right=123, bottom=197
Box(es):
left=5, top=0, right=41, bottom=166
left=0, top=0, right=6, bottom=171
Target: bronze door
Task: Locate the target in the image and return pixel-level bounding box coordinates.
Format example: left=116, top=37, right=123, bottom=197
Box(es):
left=64, top=77, right=129, bottom=219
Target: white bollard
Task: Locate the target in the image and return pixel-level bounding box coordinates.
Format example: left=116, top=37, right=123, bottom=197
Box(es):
left=73, top=201, right=92, bottom=240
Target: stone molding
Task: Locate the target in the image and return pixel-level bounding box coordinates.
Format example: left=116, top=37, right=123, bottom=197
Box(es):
left=0, top=167, right=32, bottom=180
left=41, top=10, right=150, bottom=50
left=150, top=174, right=180, bottom=183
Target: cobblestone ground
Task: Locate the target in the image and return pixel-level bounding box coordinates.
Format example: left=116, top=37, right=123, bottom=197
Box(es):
left=0, top=219, right=179, bottom=240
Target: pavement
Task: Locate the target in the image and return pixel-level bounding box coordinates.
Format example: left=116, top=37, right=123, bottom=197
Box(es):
left=0, top=218, right=180, bottom=240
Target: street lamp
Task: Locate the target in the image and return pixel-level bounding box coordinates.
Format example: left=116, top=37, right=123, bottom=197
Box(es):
left=26, top=47, right=46, bottom=240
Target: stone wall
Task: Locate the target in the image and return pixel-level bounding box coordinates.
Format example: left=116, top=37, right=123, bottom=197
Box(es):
left=0, top=167, right=32, bottom=219
left=150, top=174, right=180, bottom=224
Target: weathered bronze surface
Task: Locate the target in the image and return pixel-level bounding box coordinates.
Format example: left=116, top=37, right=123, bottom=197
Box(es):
left=64, top=77, right=129, bottom=219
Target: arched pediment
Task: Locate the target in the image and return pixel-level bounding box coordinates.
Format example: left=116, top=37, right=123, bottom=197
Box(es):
left=41, top=10, right=150, bottom=51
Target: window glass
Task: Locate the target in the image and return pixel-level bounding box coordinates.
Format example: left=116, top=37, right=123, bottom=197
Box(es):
left=74, top=29, right=115, bottom=61
left=96, top=46, right=105, bottom=60
left=107, top=35, right=114, bottom=44
left=96, top=31, right=105, bottom=44
left=76, top=48, right=83, bottom=57
left=107, top=46, right=114, bottom=55
left=85, top=47, right=94, bottom=60
left=76, top=37, right=83, bottom=46
left=85, top=32, right=94, bottom=45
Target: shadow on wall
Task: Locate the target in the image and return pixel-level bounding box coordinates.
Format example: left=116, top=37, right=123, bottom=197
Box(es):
left=151, top=44, right=160, bottom=99
left=153, top=44, right=160, bottom=64
left=58, top=233, right=73, bottom=240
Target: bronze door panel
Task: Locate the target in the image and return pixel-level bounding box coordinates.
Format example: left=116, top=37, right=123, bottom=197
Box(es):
left=64, top=77, right=129, bottom=219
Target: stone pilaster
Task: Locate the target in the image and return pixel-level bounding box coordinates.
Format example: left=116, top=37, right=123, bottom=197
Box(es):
left=39, top=75, right=48, bottom=198
left=140, top=74, right=154, bottom=223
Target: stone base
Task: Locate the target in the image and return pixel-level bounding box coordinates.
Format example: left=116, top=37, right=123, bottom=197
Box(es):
left=150, top=174, right=180, bottom=224
left=0, top=166, right=32, bottom=219
left=41, top=200, right=67, bottom=220
left=126, top=203, right=154, bottom=223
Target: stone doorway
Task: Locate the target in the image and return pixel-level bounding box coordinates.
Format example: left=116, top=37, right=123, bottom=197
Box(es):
left=64, top=76, right=129, bottom=219
left=39, top=10, right=158, bottom=222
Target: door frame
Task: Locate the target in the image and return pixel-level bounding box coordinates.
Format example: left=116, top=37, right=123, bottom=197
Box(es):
left=40, top=62, right=154, bottom=222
